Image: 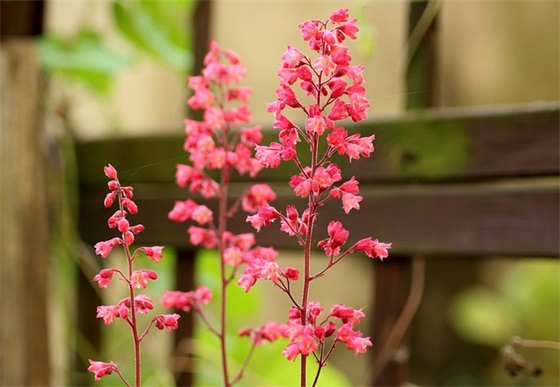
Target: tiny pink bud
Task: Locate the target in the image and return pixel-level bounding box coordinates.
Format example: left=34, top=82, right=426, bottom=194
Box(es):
left=104, top=164, right=118, bottom=179
left=123, top=230, right=134, bottom=246
left=104, top=192, right=116, bottom=208
left=122, top=198, right=138, bottom=214
left=284, top=267, right=299, bottom=281
left=107, top=180, right=119, bottom=191
left=117, top=218, right=129, bottom=233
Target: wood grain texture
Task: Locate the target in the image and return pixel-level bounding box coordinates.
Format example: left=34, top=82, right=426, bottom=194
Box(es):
left=0, top=40, right=50, bottom=386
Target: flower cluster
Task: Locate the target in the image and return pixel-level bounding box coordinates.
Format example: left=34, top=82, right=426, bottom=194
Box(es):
left=282, top=302, right=371, bottom=362
left=88, top=164, right=179, bottom=385
left=164, top=42, right=284, bottom=386
left=239, top=8, right=391, bottom=382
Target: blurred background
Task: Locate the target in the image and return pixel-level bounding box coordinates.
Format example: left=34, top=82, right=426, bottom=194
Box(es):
left=1, top=0, right=558, bottom=386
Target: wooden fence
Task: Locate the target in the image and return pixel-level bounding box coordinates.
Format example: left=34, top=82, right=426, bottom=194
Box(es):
left=76, top=101, right=559, bottom=385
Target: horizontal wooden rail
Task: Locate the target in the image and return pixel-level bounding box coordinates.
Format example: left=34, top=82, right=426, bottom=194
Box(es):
left=77, top=102, right=559, bottom=258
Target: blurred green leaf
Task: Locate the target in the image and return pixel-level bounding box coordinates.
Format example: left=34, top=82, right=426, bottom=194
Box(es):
left=448, top=286, right=520, bottom=347
left=111, top=0, right=193, bottom=72
left=38, top=30, right=131, bottom=96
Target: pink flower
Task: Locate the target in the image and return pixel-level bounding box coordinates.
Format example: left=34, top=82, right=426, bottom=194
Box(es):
left=330, top=177, right=363, bottom=214
left=103, top=164, right=118, bottom=179
left=353, top=238, right=392, bottom=260
left=188, top=226, right=218, bottom=248
left=130, top=269, right=158, bottom=289
left=298, top=20, right=319, bottom=42
left=329, top=304, right=365, bottom=324
left=246, top=205, right=280, bottom=232
left=96, top=304, right=128, bottom=325
left=344, top=134, right=375, bottom=161
left=240, top=125, right=262, bottom=146
left=88, top=359, right=119, bottom=381
left=195, top=285, right=212, bottom=305
left=192, top=204, right=213, bottom=225
left=305, top=115, right=328, bottom=136
left=337, top=19, right=359, bottom=40
left=330, top=8, right=349, bottom=23
left=336, top=323, right=372, bottom=355
left=94, top=238, right=122, bottom=259
left=224, top=246, right=243, bottom=267
left=282, top=342, right=301, bottom=361
left=232, top=233, right=256, bottom=251
left=280, top=205, right=307, bottom=237
left=130, top=294, right=154, bottom=314
left=238, top=257, right=281, bottom=293
left=161, top=286, right=212, bottom=312
left=93, top=269, right=116, bottom=288
left=317, top=221, right=349, bottom=256
left=282, top=45, right=305, bottom=68
left=255, top=142, right=295, bottom=168
left=314, top=55, right=336, bottom=77
left=142, top=246, right=164, bottom=263
left=283, top=267, right=299, bottom=281
left=168, top=199, right=198, bottom=222
left=282, top=324, right=318, bottom=361
left=154, top=314, right=180, bottom=331
left=239, top=322, right=288, bottom=345
left=242, top=183, right=277, bottom=213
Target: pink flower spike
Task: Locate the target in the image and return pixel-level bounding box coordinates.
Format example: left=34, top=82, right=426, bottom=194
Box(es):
left=103, top=164, right=118, bottom=179
left=154, top=314, right=180, bottom=332
left=88, top=359, right=119, bottom=382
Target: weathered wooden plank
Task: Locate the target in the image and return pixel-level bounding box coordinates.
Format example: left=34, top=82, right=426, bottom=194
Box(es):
left=75, top=102, right=559, bottom=188
left=78, top=178, right=559, bottom=257
left=0, top=40, right=50, bottom=386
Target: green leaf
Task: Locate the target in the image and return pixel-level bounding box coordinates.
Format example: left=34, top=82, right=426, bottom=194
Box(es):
left=111, top=0, right=193, bottom=72
left=37, top=30, right=131, bottom=96
left=448, top=286, right=520, bottom=347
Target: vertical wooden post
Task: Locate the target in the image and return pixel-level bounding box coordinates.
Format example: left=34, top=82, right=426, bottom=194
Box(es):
left=371, top=1, right=438, bottom=385
left=0, top=40, right=51, bottom=386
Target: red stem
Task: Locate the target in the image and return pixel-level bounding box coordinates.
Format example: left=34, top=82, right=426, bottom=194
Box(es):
left=119, top=188, right=141, bottom=387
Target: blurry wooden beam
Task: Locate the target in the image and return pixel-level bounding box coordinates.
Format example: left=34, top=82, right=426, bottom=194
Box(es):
left=0, top=40, right=50, bottom=386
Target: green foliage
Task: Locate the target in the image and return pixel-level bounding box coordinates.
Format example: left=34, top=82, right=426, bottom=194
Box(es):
left=448, top=260, right=559, bottom=347
left=192, top=249, right=351, bottom=386
left=111, top=0, right=194, bottom=72
left=448, top=259, right=560, bottom=385
left=37, top=0, right=194, bottom=99
left=38, top=29, right=132, bottom=96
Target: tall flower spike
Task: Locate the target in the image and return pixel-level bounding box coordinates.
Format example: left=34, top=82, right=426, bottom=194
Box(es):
left=242, top=9, right=391, bottom=386
left=164, top=41, right=283, bottom=387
